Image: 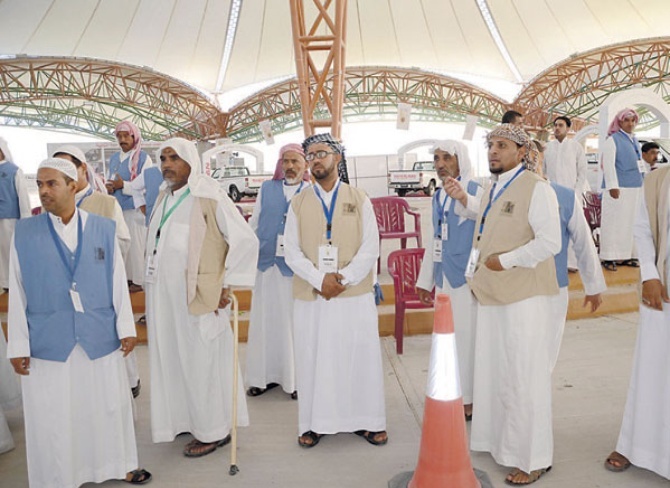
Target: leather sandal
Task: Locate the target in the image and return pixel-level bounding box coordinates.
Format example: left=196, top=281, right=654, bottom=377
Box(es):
left=504, top=466, right=551, bottom=485
left=602, top=261, right=617, bottom=272
left=124, top=469, right=152, bottom=485
left=183, top=435, right=231, bottom=457
left=355, top=430, right=388, bottom=446
left=298, top=430, right=322, bottom=448
left=246, top=382, right=279, bottom=397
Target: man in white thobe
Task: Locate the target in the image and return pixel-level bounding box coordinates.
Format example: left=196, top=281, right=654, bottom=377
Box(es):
left=465, top=124, right=561, bottom=485
left=543, top=116, right=588, bottom=194
left=0, top=137, right=31, bottom=292
left=7, top=157, right=150, bottom=487
left=416, top=140, right=482, bottom=421
left=600, top=108, right=644, bottom=271
left=604, top=164, right=670, bottom=480
left=641, top=141, right=660, bottom=172
left=284, top=133, right=387, bottom=449
left=245, top=143, right=309, bottom=399
left=145, top=138, right=258, bottom=457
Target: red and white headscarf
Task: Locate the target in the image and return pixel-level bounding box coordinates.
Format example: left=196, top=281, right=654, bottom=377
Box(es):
left=272, top=143, right=309, bottom=181
left=607, top=108, right=639, bottom=136
left=114, top=120, right=143, bottom=180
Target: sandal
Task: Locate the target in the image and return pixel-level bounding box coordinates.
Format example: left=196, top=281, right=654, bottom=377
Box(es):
left=124, top=469, right=152, bottom=485
left=620, top=259, right=640, bottom=268
left=604, top=451, right=631, bottom=472
left=298, top=430, right=322, bottom=448
left=290, top=391, right=298, bottom=400
left=137, top=315, right=147, bottom=326
left=183, top=435, right=231, bottom=457
left=355, top=430, right=388, bottom=446
left=602, top=261, right=617, bottom=272
left=504, top=466, right=551, bottom=485
left=246, top=382, right=279, bottom=397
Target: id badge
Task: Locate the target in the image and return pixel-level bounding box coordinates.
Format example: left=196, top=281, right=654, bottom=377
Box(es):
left=637, top=159, right=647, bottom=174
left=441, top=222, right=449, bottom=240
left=70, top=289, right=85, bottom=313
left=276, top=234, right=285, bottom=257
left=318, top=245, right=339, bottom=273
left=145, top=254, right=158, bottom=284
left=464, top=248, right=480, bottom=279
left=433, top=238, right=443, bottom=262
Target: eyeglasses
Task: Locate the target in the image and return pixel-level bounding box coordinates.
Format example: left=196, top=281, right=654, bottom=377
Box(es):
left=305, top=150, right=336, bottom=161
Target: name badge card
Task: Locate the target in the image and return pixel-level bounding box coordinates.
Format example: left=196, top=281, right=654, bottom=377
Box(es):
left=441, top=222, right=449, bottom=240
left=433, top=238, right=442, bottom=262
left=637, top=159, right=647, bottom=174
left=70, top=289, right=85, bottom=313
left=145, top=254, right=159, bottom=284
left=464, top=248, right=480, bottom=279
left=318, top=245, right=339, bottom=273
left=276, top=234, right=285, bottom=257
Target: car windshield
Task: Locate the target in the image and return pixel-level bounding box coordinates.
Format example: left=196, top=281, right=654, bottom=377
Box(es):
left=413, top=162, right=434, bottom=171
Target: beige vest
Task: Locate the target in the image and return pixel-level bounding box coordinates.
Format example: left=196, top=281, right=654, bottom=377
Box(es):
left=79, top=192, right=117, bottom=219
left=154, top=191, right=229, bottom=315
left=291, top=183, right=374, bottom=301
left=643, top=166, right=670, bottom=287
left=468, top=170, right=558, bottom=305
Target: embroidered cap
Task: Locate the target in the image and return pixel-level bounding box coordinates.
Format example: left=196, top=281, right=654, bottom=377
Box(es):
left=38, top=157, right=78, bottom=182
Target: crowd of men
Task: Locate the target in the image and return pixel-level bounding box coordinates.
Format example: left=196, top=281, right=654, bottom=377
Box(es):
left=0, top=107, right=668, bottom=487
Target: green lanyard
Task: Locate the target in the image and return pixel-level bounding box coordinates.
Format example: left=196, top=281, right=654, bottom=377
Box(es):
left=155, top=188, right=191, bottom=248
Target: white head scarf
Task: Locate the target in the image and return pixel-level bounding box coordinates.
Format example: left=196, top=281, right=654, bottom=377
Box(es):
left=158, top=137, right=221, bottom=199
left=0, top=137, right=13, bottom=162
left=52, top=145, right=107, bottom=192
left=38, top=157, right=78, bottom=182
left=430, top=140, right=473, bottom=181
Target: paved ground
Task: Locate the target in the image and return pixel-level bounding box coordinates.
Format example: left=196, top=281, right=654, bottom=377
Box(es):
left=2, top=310, right=669, bottom=488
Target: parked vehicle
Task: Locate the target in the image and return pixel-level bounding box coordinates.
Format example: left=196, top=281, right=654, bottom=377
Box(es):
left=387, top=161, right=438, bottom=197
left=211, top=166, right=272, bottom=202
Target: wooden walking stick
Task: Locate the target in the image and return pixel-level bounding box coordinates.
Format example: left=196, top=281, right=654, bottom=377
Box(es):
left=229, top=291, right=240, bottom=475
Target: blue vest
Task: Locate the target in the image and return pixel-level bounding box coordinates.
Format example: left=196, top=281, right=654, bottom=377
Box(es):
left=432, top=180, right=479, bottom=288
left=551, top=182, right=575, bottom=289
left=143, top=166, right=163, bottom=225
left=609, top=131, right=643, bottom=188
left=0, top=161, right=20, bottom=219
left=14, top=213, right=119, bottom=362
left=256, top=180, right=298, bottom=277
left=108, top=150, right=148, bottom=210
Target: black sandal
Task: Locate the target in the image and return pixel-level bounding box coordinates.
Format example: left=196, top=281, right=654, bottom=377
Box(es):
left=290, top=391, right=298, bottom=400
left=602, top=261, right=617, bottom=272
left=298, top=430, right=322, bottom=448
left=124, top=469, right=152, bottom=485
left=621, top=259, right=640, bottom=268
left=355, top=430, right=388, bottom=446
left=246, top=382, right=279, bottom=397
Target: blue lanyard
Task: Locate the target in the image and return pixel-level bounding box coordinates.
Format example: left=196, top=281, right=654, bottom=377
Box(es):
left=620, top=130, right=641, bottom=159
left=46, top=212, right=83, bottom=288
left=75, top=188, right=93, bottom=208
left=315, top=181, right=340, bottom=242
left=282, top=181, right=305, bottom=225
left=479, top=166, right=525, bottom=235
left=436, top=176, right=460, bottom=226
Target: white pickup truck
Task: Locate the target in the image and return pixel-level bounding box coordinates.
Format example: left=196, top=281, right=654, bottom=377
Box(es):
left=211, top=166, right=272, bottom=202
left=388, top=161, right=439, bottom=197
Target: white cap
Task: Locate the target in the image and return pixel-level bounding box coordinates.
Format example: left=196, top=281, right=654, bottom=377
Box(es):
left=38, top=157, right=78, bottom=182
left=52, top=145, right=86, bottom=165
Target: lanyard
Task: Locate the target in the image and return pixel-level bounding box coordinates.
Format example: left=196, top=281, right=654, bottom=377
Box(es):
left=155, top=188, right=191, bottom=248
left=479, top=166, right=524, bottom=235
left=315, top=181, right=340, bottom=242
left=75, top=188, right=93, bottom=208
left=436, top=176, right=460, bottom=226
left=282, top=181, right=305, bottom=225
left=619, top=130, right=641, bottom=159
left=46, top=212, right=83, bottom=288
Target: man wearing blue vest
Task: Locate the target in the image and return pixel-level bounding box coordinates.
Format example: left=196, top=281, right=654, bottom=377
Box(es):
left=600, top=108, right=644, bottom=271
left=130, top=159, right=164, bottom=227
left=7, top=157, right=151, bottom=486
left=106, top=120, right=153, bottom=292
left=416, top=140, right=482, bottom=421
left=246, top=143, right=308, bottom=399
left=0, top=137, right=31, bottom=293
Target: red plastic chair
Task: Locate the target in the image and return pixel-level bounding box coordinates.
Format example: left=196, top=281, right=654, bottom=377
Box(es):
left=387, top=248, right=434, bottom=354
left=582, top=191, right=601, bottom=251
left=371, top=196, right=422, bottom=273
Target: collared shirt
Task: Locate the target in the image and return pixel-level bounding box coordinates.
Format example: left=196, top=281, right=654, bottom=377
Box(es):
left=543, top=138, right=588, bottom=193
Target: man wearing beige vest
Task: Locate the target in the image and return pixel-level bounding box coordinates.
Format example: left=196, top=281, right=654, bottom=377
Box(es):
left=284, top=133, right=387, bottom=449
left=463, top=124, right=561, bottom=486
left=144, top=138, right=258, bottom=457
left=604, top=165, right=670, bottom=480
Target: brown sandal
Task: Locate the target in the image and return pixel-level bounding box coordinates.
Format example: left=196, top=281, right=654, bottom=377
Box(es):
left=183, top=435, right=231, bottom=457
left=504, top=466, right=551, bottom=485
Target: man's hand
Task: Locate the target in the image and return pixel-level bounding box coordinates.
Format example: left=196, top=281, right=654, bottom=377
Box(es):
left=484, top=254, right=504, bottom=271
left=320, top=273, right=346, bottom=300
left=218, top=288, right=231, bottom=309
left=10, top=357, right=30, bottom=375
left=609, top=189, right=620, bottom=199
left=583, top=293, right=602, bottom=313
left=641, top=279, right=670, bottom=311
left=417, top=287, right=434, bottom=306
left=139, top=205, right=147, bottom=216
left=444, top=177, right=468, bottom=207
left=120, top=337, right=137, bottom=357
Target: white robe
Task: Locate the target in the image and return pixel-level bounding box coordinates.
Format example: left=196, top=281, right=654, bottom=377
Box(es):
left=145, top=185, right=258, bottom=443
left=245, top=183, right=305, bottom=394
left=615, top=189, right=670, bottom=479
left=284, top=181, right=386, bottom=435
left=0, top=329, right=19, bottom=454
left=470, top=168, right=562, bottom=473
left=7, top=210, right=138, bottom=488
left=0, top=160, right=31, bottom=289
left=543, top=138, right=589, bottom=194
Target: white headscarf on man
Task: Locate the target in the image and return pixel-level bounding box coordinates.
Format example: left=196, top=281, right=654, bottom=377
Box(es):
left=430, top=139, right=473, bottom=181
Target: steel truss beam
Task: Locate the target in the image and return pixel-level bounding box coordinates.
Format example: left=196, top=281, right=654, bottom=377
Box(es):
left=225, top=67, right=507, bottom=143
left=0, top=56, right=227, bottom=141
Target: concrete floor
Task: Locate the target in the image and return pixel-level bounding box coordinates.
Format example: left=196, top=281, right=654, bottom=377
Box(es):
left=2, top=310, right=669, bottom=488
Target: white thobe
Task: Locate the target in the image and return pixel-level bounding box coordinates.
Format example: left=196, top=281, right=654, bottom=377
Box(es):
left=284, top=180, right=386, bottom=435
left=145, top=185, right=258, bottom=443
left=549, top=193, right=607, bottom=370
left=245, top=182, right=306, bottom=394
left=7, top=210, right=138, bottom=488
left=470, top=166, right=562, bottom=474
left=599, top=134, right=642, bottom=261
left=416, top=184, right=483, bottom=404
left=0, top=329, right=19, bottom=454
left=615, top=189, right=670, bottom=479
left=543, top=138, right=589, bottom=194
left=0, top=160, right=31, bottom=289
